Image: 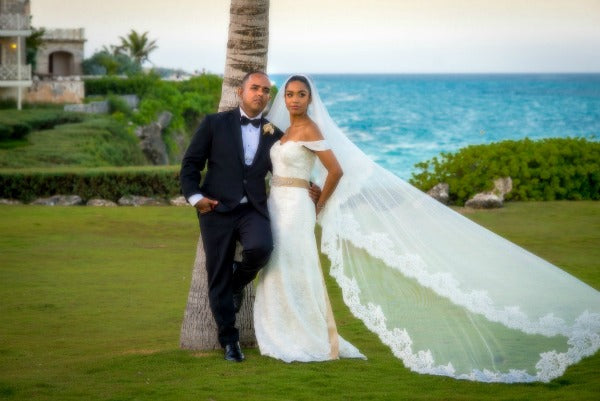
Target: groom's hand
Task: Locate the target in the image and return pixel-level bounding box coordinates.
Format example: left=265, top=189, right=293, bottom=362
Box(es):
left=194, top=197, right=219, bottom=214
left=309, top=182, right=321, bottom=204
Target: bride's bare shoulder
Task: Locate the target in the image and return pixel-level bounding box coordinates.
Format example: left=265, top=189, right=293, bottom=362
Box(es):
left=301, top=120, right=324, bottom=142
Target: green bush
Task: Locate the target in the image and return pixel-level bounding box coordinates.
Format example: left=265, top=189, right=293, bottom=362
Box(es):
left=0, top=99, right=17, bottom=109
left=0, top=109, right=84, bottom=141
left=84, top=74, right=222, bottom=161
left=410, top=137, right=600, bottom=205
left=0, top=166, right=181, bottom=202
left=107, top=94, right=132, bottom=115
left=84, top=74, right=160, bottom=97
left=0, top=117, right=147, bottom=168
left=82, top=51, right=142, bottom=76
left=0, top=124, right=11, bottom=140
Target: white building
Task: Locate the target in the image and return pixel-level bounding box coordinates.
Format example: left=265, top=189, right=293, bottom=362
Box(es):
left=0, top=0, right=32, bottom=110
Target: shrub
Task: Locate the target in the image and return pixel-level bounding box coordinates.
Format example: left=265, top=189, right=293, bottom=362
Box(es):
left=9, top=122, right=31, bottom=139
left=409, top=137, right=600, bottom=205
left=107, top=94, right=132, bottom=115
left=0, top=166, right=182, bottom=202
left=0, top=117, right=147, bottom=168
left=0, top=110, right=84, bottom=142
left=82, top=51, right=141, bottom=76
left=84, top=74, right=160, bottom=97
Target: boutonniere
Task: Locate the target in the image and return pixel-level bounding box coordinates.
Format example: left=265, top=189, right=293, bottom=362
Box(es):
left=262, top=122, right=275, bottom=136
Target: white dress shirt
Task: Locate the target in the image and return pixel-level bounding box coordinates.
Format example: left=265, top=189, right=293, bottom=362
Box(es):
left=187, top=107, right=262, bottom=206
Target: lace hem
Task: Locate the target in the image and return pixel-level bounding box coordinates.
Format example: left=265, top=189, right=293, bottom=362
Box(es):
left=320, top=212, right=600, bottom=382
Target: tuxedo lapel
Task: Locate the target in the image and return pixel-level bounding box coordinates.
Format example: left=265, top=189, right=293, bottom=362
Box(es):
left=251, top=117, right=270, bottom=167
left=230, top=108, right=245, bottom=165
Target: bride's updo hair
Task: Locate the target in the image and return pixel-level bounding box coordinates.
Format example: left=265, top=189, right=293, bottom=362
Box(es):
left=285, top=75, right=312, bottom=95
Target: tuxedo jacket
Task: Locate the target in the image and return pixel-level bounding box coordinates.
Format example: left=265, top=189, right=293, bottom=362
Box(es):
left=180, top=108, right=283, bottom=218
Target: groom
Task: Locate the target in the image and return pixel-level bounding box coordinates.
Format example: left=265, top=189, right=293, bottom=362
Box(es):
left=180, top=71, right=317, bottom=362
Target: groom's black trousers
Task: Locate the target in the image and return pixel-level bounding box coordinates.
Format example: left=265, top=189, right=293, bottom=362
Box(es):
left=198, top=202, right=273, bottom=347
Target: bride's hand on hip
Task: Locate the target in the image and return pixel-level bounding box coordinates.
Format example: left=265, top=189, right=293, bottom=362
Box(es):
left=309, top=182, right=321, bottom=204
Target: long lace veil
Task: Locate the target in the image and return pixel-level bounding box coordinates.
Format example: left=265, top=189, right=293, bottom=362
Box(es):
left=266, top=75, right=600, bottom=382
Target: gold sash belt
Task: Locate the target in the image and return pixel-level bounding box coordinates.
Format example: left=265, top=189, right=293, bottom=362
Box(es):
left=271, top=175, right=310, bottom=189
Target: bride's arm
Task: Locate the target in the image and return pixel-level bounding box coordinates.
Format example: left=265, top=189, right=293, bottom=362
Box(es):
left=302, top=124, right=343, bottom=215
left=314, top=149, right=343, bottom=215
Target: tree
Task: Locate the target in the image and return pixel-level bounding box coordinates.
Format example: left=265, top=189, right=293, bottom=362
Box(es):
left=180, top=0, right=270, bottom=351
left=218, top=0, right=270, bottom=111
left=118, top=30, right=158, bottom=67
left=25, top=26, right=45, bottom=72
left=81, top=50, right=141, bottom=76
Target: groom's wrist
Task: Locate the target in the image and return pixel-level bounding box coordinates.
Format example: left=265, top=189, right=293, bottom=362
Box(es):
left=188, top=193, right=204, bottom=207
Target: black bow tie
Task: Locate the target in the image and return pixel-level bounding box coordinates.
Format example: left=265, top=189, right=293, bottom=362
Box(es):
left=240, top=116, right=261, bottom=128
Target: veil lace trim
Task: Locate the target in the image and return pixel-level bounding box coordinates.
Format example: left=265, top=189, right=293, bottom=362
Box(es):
left=267, top=74, right=600, bottom=383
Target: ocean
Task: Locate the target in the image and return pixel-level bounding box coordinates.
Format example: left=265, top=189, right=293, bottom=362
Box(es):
left=270, top=74, right=600, bottom=180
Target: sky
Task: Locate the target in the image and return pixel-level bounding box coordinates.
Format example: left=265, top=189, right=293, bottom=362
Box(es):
left=31, top=0, right=600, bottom=74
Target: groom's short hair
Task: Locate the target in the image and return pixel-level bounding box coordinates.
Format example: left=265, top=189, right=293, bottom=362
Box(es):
left=240, top=71, right=268, bottom=87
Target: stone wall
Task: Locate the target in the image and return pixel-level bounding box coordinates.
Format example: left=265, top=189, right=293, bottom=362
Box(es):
left=0, top=0, right=30, bottom=15
left=36, top=29, right=85, bottom=76
left=63, top=95, right=139, bottom=114
left=24, top=77, right=84, bottom=104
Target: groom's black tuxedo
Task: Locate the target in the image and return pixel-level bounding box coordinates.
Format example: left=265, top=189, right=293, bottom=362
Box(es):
left=180, top=107, right=283, bottom=347
left=180, top=107, right=282, bottom=218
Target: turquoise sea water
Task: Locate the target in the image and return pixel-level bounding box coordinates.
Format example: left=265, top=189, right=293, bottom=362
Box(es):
left=271, top=74, right=600, bottom=180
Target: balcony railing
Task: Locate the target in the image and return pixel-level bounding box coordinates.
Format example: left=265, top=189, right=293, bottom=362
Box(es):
left=0, top=14, right=30, bottom=31
left=0, top=64, right=31, bottom=81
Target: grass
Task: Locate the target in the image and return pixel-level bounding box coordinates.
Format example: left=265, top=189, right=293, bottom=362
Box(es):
left=0, top=110, right=146, bottom=168
left=0, top=201, right=598, bottom=400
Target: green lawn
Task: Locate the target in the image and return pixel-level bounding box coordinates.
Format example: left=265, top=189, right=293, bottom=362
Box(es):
left=0, top=201, right=598, bottom=401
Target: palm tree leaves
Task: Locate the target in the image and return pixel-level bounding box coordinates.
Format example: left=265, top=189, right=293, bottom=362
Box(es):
left=117, top=30, right=158, bottom=67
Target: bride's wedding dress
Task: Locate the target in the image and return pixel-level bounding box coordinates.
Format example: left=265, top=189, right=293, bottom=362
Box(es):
left=254, top=139, right=365, bottom=362
left=255, top=75, right=599, bottom=382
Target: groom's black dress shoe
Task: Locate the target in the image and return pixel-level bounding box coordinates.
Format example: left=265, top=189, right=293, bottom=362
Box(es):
left=224, top=342, right=245, bottom=362
left=232, top=286, right=245, bottom=313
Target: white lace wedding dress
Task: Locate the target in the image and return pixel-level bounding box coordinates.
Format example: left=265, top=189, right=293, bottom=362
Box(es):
left=253, top=75, right=599, bottom=382
left=253, top=139, right=365, bottom=362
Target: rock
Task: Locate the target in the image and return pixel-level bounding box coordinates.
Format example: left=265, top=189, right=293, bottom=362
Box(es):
left=0, top=198, right=22, bottom=205
left=64, top=101, right=109, bottom=114
left=136, top=111, right=172, bottom=165
left=87, top=198, right=117, bottom=207
left=465, top=193, right=504, bottom=209
left=156, top=111, right=172, bottom=129
left=492, top=177, right=513, bottom=199
left=120, top=94, right=139, bottom=110
left=30, top=195, right=83, bottom=206
left=427, top=183, right=450, bottom=204
left=170, top=196, right=190, bottom=206
left=465, top=177, right=513, bottom=209
left=118, top=195, right=166, bottom=206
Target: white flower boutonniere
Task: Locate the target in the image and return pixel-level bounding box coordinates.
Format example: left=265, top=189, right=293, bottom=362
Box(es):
left=263, top=122, right=275, bottom=136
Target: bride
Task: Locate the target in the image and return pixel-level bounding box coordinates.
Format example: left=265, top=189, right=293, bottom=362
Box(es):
left=254, top=75, right=365, bottom=362
left=254, top=74, right=600, bottom=382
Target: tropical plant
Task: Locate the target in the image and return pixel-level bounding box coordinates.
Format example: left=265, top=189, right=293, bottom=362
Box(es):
left=118, top=30, right=158, bottom=67
left=82, top=51, right=141, bottom=76
left=218, top=0, right=270, bottom=111
left=409, top=137, right=600, bottom=205
left=25, top=26, right=45, bottom=71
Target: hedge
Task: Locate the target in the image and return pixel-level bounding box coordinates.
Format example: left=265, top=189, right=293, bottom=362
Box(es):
left=84, top=75, right=160, bottom=97
left=0, top=166, right=183, bottom=203
left=0, top=110, right=83, bottom=141
left=410, top=137, right=600, bottom=205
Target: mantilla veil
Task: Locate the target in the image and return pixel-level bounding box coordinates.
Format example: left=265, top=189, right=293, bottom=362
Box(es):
left=266, top=74, right=600, bottom=382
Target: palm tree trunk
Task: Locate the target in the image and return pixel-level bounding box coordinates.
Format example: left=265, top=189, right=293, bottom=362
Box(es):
left=180, top=239, right=256, bottom=349
left=218, top=0, right=270, bottom=112
left=180, top=0, right=270, bottom=350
